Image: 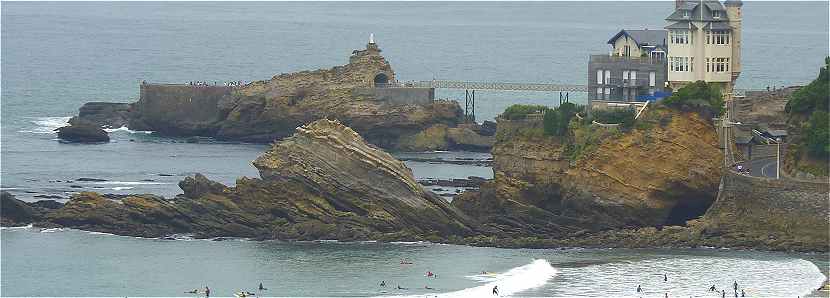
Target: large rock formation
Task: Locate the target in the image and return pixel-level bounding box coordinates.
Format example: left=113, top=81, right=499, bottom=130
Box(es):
left=55, top=119, right=110, bottom=143
left=69, top=42, right=482, bottom=149
left=23, top=120, right=477, bottom=240
left=453, top=106, right=723, bottom=239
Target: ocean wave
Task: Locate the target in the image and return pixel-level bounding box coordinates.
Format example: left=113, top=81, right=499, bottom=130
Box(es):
left=19, top=116, right=71, bottom=134
left=111, top=186, right=135, bottom=191
left=0, top=224, right=34, bottom=230
left=91, top=181, right=169, bottom=185
left=40, top=227, right=65, bottom=233
left=103, top=126, right=153, bottom=134
left=387, top=259, right=557, bottom=298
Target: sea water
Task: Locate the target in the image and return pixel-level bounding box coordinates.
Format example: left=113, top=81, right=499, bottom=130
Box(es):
left=1, top=2, right=828, bottom=296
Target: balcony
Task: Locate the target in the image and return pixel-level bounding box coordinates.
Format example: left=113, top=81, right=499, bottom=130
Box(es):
left=601, top=77, right=652, bottom=87
left=589, top=55, right=664, bottom=65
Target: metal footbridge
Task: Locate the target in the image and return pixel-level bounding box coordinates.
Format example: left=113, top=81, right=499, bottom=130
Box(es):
left=387, top=80, right=589, bottom=92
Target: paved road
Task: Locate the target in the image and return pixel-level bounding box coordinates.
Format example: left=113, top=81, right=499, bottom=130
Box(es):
left=749, top=157, right=778, bottom=178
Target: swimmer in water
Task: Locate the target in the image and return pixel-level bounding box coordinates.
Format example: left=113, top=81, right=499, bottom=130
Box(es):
left=637, top=285, right=642, bottom=292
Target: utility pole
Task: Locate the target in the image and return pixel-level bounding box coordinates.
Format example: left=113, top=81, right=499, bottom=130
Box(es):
left=776, top=137, right=781, bottom=179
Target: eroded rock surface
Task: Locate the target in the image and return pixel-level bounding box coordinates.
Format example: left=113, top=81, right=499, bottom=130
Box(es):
left=22, top=120, right=477, bottom=241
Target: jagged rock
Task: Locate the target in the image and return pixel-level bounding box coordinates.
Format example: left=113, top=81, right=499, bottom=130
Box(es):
left=0, top=192, right=63, bottom=227
left=72, top=102, right=133, bottom=129
left=38, top=120, right=478, bottom=240
left=71, top=43, right=471, bottom=149
left=178, top=173, right=226, bottom=198
left=56, top=119, right=109, bottom=143
left=1, top=191, right=36, bottom=226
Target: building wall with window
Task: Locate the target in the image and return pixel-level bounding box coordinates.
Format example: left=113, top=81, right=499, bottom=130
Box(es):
left=587, top=55, right=667, bottom=102
left=611, top=36, right=643, bottom=58
left=665, top=0, right=742, bottom=90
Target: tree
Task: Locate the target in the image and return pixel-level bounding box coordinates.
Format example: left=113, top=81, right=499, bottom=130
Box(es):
left=662, top=80, right=724, bottom=117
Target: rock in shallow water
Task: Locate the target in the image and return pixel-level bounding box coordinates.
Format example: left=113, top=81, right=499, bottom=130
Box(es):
left=55, top=119, right=109, bottom=143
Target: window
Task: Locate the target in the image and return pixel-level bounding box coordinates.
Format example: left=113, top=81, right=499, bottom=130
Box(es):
left=670, top=57, right=694, bottom=72
left=708, top=30, right=730, bottom=45
left=670, top=30, right=691, bottom=44
left=708, top=57, right=731, bottom=73
left=630, top=70, right=637, bottom=81
left=596, top=88, right=603, bottom=100
left=624, top=45, right=631, bottom=57
left=712, top=10, right=721, bottom=18
left=604, top=70, right=611, bottom=84
left=683, top=10, right=690, bottom=18
left=623, top=70, right=629, bottom=80
left=649, top=71, right=656, bottom=87
left=597, top=69, right=603, bottom=84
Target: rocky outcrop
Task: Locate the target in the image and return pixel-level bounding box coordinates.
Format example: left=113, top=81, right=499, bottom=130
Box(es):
left=31, top=120, right=478, bottom=240
left=1, top=191, right=62, bottom=227
left=453, top=107, right=723, bottom=239
left=395, top=122, right=495, bottom=152
left=70, top=43, right=482, bottom=149
left=55, top=119, right=109, bottom=143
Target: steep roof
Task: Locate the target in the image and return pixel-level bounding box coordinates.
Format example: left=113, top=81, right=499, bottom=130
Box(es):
left=607, top=29, right=668, bottom=47
left=666, top=0, right=731, bottom=23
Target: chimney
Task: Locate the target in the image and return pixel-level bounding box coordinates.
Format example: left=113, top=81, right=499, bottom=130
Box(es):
left=676, top=0, right=683, bottom=9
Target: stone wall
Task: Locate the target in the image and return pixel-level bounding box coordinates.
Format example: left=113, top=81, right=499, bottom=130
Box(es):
left=129, top=84, right=232, bottom=135
left=701, top=170, right=829, bottom=251
left=351, top=87, right=434, bottom=106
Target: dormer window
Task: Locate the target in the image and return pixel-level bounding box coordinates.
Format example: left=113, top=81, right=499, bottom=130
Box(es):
left=682, top=10, right=690, bottom=18
left=713, top=10, right=722, bottom=18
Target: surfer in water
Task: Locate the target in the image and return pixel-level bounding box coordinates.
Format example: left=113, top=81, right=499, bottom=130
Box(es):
left=185, top=289, right=199, bottom=294
left=492, top=285, right=499, bottom=296
left=258, top=283, right=267, bottom=291
left=205, top=286, right=211, bottom=298
left=710, top=285, right=717, bottom=292
left=379, top=280, right=386, bottom=287
left=636, top=285, right=642, bottom=292
left=664, top=273, right=668, bottom=282
left=424, top=285, right=434, bottom=290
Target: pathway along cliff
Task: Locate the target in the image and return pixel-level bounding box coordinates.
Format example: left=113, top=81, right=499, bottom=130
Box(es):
left=3, top=107, right=828, bottom=251
left=67, top=42, right=493, bottom=151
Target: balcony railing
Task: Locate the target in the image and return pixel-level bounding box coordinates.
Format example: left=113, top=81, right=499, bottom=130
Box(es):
left=599, top=77, right=652, bottom=87
left=590, top=55, right=665, bottom=65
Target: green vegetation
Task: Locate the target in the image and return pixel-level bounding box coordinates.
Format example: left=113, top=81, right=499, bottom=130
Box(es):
left=663, top=80, right=724, bottom=117
left=786, top=57, right=830, bottom=163
left=500, top=104, right=546, bottom=120
left=542, top=102, right=579, bottom=136
left=591, top=108, right=636, bottom=130
left=785, top=57, right=829, bottom=115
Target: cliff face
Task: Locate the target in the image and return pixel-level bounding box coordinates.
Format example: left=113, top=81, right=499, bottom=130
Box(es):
left=37, top=120, right=477, bottom=240
left=454, top=107, right=723, bottom=238
left=72, top=44, right=468, bottom=149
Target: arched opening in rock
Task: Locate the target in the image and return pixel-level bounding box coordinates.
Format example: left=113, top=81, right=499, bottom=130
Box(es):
left=659, top=182, right=718, bottom=226
left=373, top=73, right=389, bottom=86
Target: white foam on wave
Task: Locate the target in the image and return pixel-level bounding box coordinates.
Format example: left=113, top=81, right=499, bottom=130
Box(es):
left=103, top=126, right=153, bottom=134
left=552, top=255, right=826, bottom=298
left=40, top=227, right=65, bottom=233
left=0, top=224, right=34, bottom=230
left=111, top=186, right=135, bottom=191
left=19, top=116, right=71, bottom=134
left=389, top=259, right=557, bottom=298
left=92, top=181, right=168, bottom=185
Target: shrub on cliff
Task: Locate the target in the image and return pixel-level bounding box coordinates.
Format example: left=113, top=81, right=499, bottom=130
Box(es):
left=591, top=108, right=636, bottom=130
left=785, top=57, right=829, bottom=115
left=543, top=103, right=580, bottom=136
left=663, top=80, right=724, bottom=118
left=501, top=104, right=546, bottom=120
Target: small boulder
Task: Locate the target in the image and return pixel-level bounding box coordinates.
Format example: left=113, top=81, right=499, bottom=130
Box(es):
left=56, top=119, right=109, bottom=143
left=1, top=191, right=35, bottom=226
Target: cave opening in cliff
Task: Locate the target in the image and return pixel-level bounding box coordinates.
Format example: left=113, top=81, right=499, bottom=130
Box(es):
left=373, top=73, right=389, bottom=86
left=665, top=197, right=715, bottom=226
